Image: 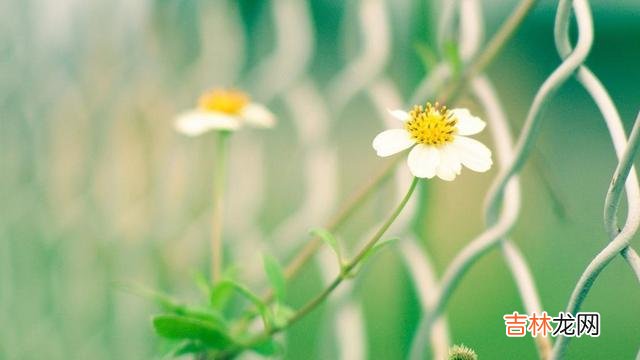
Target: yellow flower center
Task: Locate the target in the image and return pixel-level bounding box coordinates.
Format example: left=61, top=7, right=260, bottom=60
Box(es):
left=404, top=102, right=457, bottom=146
left=198, top=89, right=249, bottom=115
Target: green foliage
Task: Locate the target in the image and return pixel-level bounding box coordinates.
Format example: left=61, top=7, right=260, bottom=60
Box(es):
left=122, top=283, right=228, bottom=328
left=133, top=277, right=284, bottom=358
left=249, top=338, right=284, bottom=357
left=311, top=228, right=343, bottom=265
left=172, top=341, right=208, bottom=356
left=193, top=271, right=213, bottom=298
left=210, top=280, right=235, bottom=310
left=362, top=238, right=397, bottom=262
left=152, top=314, right=232, bottom=348
left=263, top=254, right=287, bottom=302
left=345, top=238, right=398, bottom=278
left=211, top=279, right=272, bottom=330
left=179, top=306, right=227, bottom=327
left=443, top=41, right=463, bottom=76
left=414, top=41, right=439, bottom=72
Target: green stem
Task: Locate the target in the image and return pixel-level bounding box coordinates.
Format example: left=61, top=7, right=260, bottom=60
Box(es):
left=211, top=131, right=231, bottom=283
left=234, top=0, right=539, bottom=332
left=284, top=157, right=400, bottom=278
left=439, top=0, right=539, bottom=104
left=233, top=157, right=400, bottom=331
left=222, top=177, right=419, bottom=358
left=231, top=0, right=539, bottom=342
left=281, top=0, right=538, bottom=285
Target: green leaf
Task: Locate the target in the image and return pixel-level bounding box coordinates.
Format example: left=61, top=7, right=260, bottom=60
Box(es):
left=443, top=41, right=462, bottom=76
left=192, top=271, right=212, bottom=299
left=250, top=338, right=283, bottom=356
left=210, top=280, right=235, bottom=310
left=118, top=282, right=228, bottom=330
left=367, top=238, right=398, bottom=258
left=180, top=306, right=227, bottom=329
left=263, top=254, right=286, bottom=302
left=349, top=238, right=399, bottom=277
left=117, top=282, right=185, bottom=313
left=172, top=341, right=207, bottom=356
left=310, top=228, right=342, bottom=264
left=119, top=282, right=228, bottom=330
left=414, top=41, right=438, bottom=72
left=212, top=280, right=272, bottom=330
left=152, top=314, right=233, bottom=349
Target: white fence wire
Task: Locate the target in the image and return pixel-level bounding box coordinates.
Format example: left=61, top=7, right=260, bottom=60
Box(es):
left=1, top=0, right=639, bottom=359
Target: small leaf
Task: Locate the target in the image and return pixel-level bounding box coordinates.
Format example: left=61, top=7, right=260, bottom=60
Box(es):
left=349, top=238, right=399, bottom=277
left=181, top=306, right=227, bottom=329
left=172, top=341, right=207, bottom=356
left=443, top=41, right=462, bottom=76
left=210, top=280, right=235, bottom=310
left=119, top=282, right=228, bottom=329
left=152, top=314, right=233, bottom=348
left=192, top=271, right=212, bottom=299
left=118, top=282, right=185, bottom=313
left=366, top=238, right=398, bottom=258
left=414, top=41, right=438, bottom=72
left=250, top=338, right=283, bottom=356
left=212, top=280, right=272, bottom=330
left=263, top=254, right=286, bottom=302
left=311, top=228, right=342, bottom=264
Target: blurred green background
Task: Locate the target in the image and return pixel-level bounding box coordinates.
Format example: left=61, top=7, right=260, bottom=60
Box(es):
left=1, top=0, right=639, bottom=359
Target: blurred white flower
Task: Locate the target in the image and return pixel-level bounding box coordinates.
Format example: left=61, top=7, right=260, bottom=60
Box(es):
left=372, top=103, right=492, bottom=181
left=175, top=89, right=275, bottom=136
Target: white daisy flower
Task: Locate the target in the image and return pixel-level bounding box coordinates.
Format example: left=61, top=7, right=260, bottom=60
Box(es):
left=175, top=89, right=276, bottom=136
left=372, top=102, right=492, bottom=181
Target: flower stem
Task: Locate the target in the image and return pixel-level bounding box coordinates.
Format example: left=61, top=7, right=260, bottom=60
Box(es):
left=211, top=131, right=231, bottom=283
left=284, top=157, right=400, bottom=278
left=224, top=177, right=419, bottom=358
left=288, top=176, right=418, bottom=324
left=280, top=0, right=538, bottom=285
left=233, top=0, right=540, bottom=339
left=233, top=157, right=400, bottom=331
left=439, top=0, right=539, bottom=104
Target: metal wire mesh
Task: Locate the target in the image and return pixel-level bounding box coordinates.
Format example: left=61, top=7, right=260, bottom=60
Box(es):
left=1, top=0, right=639, bottom=359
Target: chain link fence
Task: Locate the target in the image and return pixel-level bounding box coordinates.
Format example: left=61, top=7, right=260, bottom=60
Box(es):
left=1, top=0, right=638, bottom=359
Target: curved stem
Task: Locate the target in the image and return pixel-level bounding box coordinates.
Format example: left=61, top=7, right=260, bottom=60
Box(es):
left=280, top=0, right=540, bottom=287
left=234, top=0, right=543, bottom=339
left=438, top=0, right=539, bottom=104
left=286, top=176, right=417, bottom=327
left=221, top=177, right=419, bottom=358
left=211, top=131, right=231, bottom=283
left=283, top=157, right=400, bottom=279
left=232, top=158, right=399, bottom=332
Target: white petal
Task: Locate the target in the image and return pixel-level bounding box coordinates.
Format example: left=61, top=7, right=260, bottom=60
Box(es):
left=407, top=144, right=440, bottom=179
left=241, top=103, right=276, bottom=128
left=372, top=129, right=415, bottom=157
left=175, top=110, right=240, bottom=136
left=452, top=136, right=493, bottom=172
left=452, top=108, right=485, bottom=136
left=436, top=145, right=462, bottom=181
left=387, top=109, right=410, bottom=122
